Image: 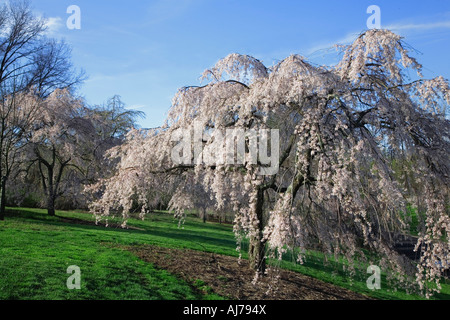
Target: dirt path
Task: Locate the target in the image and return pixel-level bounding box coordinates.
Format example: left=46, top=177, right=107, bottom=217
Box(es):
left=125, top=244, right=372, bottom=300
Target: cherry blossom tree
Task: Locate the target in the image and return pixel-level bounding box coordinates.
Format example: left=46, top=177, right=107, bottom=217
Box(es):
left=25, top=89, right=96, bottom=216
left=9, top=93, right=146, bottom=213
left=87, top=30, right=449, bottom=297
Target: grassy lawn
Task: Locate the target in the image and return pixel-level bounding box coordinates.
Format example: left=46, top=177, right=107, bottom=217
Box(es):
left=0, top=207, right=449, bottom=300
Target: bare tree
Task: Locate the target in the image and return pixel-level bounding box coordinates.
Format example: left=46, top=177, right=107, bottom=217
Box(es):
left=0, top=0, right=84, bottom=220
left=90, top=95, right=145, bottom=139
left=0, top=91, right=41, bottom=218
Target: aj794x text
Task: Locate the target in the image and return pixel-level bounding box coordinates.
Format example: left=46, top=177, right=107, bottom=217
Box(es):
left=183, top=304, right=266, bottom=317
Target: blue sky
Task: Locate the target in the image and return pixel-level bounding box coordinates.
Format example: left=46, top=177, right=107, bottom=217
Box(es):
left=29, top=0, right=450, bottom=128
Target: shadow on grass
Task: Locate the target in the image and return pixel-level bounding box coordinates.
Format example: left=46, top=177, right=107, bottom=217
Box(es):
left=4, top=208, right=238, bottom=255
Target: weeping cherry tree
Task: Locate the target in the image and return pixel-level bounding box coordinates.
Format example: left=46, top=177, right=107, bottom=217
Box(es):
left=87, top=30, right=449, bottom=297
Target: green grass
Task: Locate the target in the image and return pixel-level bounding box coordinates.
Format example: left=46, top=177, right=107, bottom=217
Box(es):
left=0, top=208, right=230, bottom=300
left=0, top=207, right=449, bottom=300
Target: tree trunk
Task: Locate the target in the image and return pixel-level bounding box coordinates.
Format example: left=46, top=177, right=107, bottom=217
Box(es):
left=248, top=187, right=266, bottom=274
left=46, top=164, right=56, bottom=216
left=47, top=193, right=56, bottom=216
left=0, top=176, right=6, bottom=220
left=37, top=150, right=64, bottom=217
left=201, top=208, right=207, bottom=223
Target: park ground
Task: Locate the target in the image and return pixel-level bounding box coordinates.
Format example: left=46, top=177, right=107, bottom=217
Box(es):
left=0, top=207, right=449, bottom=300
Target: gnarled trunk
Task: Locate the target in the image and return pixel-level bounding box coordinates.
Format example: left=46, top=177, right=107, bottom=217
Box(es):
left=248, top=187, right=266, bottom=274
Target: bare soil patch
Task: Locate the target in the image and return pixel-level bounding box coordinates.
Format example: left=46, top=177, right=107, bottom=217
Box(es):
left=125, top=244, right=372, bottom=300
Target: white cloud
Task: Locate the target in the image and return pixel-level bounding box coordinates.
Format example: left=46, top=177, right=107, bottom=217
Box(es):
left=305, top=19, right=450, bottom=61
left=44, top=16, right=64, bottom=35
left=385, top=21, right=450, bottom=32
